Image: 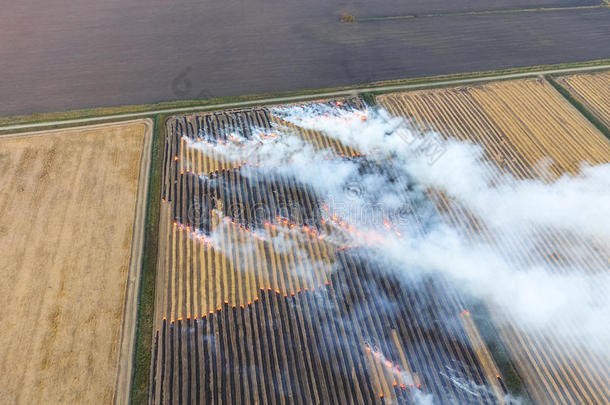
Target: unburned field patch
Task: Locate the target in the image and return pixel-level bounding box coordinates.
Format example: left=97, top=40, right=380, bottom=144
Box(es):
left=0, top=120, right=152, bottom=404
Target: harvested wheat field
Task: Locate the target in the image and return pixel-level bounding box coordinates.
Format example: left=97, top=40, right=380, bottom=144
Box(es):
left=378, top=78, right=610, bottom=404
left=0, top=120, right=152, bottom=404
left=555, top=71, right=610, bottom=129
left=150, top=104, right=510, bottom=405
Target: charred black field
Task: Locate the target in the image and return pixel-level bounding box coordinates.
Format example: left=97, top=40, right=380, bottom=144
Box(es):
left=147, top=81, right=610, bottom=403
left=150, top=103, right=514, bottom=404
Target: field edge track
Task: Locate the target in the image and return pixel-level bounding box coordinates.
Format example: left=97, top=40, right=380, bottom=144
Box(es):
left=109, top=119, right=154, bottom=405
left=130, top=115, right=166, bottom=405
left=546, top=75, right=610, bottom=140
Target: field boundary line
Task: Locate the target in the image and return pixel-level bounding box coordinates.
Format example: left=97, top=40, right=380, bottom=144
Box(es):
left=0, top=119, right=151, bottom=138
left=113, top=119, right=155, bottom=405
left=357, top=4, right=608, bottom=22
left=129, top=115, right=165, bottom=405
left=1, top=64, right=609, bottom=133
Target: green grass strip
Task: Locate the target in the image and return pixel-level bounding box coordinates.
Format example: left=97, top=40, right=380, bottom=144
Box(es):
left=130, top=115, right=165, bottom=405
left=359, top=92, right=378, bottom=106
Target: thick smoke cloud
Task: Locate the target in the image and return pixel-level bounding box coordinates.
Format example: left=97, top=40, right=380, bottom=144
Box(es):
left=270, top=104, right=610, bottom=357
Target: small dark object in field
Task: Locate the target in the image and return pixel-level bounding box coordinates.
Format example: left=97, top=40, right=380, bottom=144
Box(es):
left=341, top=13, right=356, bottom=23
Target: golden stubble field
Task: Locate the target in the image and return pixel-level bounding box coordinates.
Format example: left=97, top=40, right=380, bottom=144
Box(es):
left=556, top=71, right=610, bottom=129
left=0, top=120, right=152, bottom=404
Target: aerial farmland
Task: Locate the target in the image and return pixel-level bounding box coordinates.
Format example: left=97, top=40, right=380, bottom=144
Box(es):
left=145, top=73, right=610, bottom=404
left=2, top=0, right=610, bottom=117
left=555, top=71, right=610, bottom=129
left=1, top=70, right=609, bottom=405
left=0, top=121, right=152, bottom=404
left=1, top=1, right=609, bottom=404
left=151, top=105, right=498, bottom=404
left=378, top=79, right=610, bottom=404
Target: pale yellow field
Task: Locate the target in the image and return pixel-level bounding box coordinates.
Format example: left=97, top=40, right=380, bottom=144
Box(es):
left=556, top=71, right=610, bottom=129
left=0, top=120, right=152, bottom=404
left=378, top=78, right=610, bottom=404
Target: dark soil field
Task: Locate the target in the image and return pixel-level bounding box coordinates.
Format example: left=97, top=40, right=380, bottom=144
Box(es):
left=0, top=0, right=608, bottom=117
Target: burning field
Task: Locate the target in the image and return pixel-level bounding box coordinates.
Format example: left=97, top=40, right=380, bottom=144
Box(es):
left=151, top=78, right=609, bottom=404
left=0, top=120, right=152, bottom=404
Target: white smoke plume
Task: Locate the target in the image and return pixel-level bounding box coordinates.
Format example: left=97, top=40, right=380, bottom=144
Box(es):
left=185, top=102, right=610, bottom=403
left=267, top=104, right=610, bottom=353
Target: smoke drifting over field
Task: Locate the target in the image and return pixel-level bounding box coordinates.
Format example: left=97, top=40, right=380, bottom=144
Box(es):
left=185, top=102, right=609, bottom=403
left=288, top=105, right=609, bottom=338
